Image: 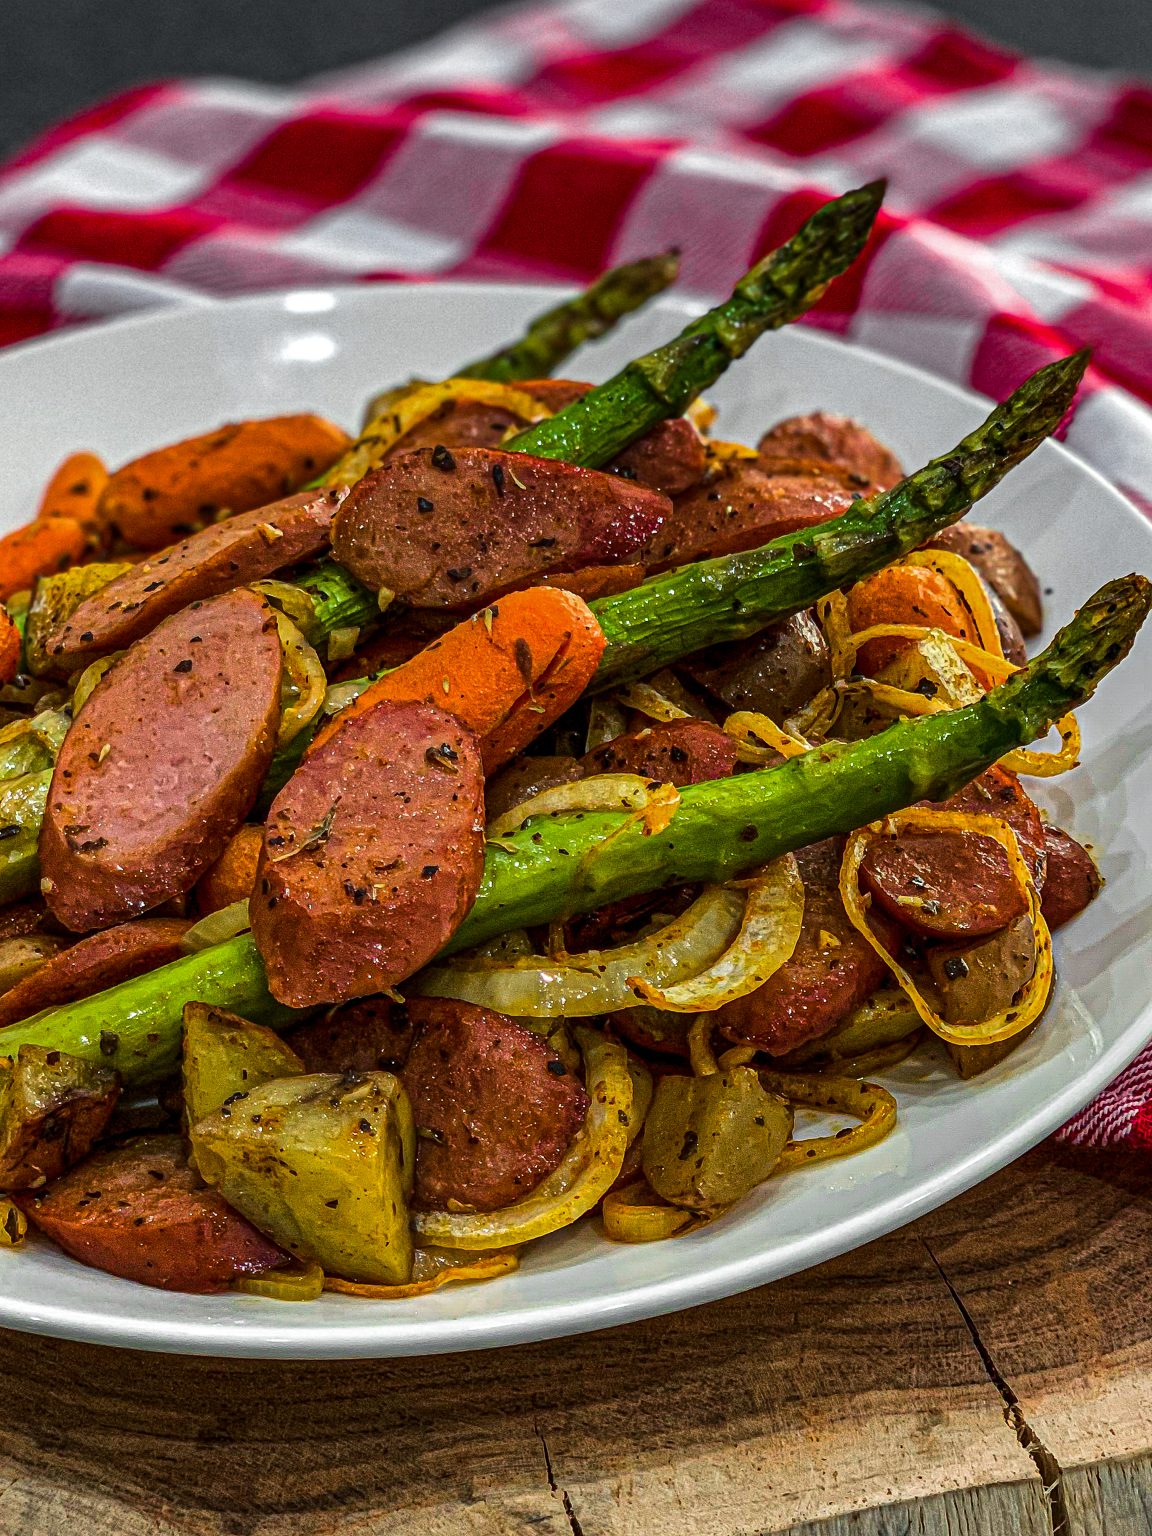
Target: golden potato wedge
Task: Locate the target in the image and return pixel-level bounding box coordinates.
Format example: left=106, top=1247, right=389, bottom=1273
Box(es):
left=0, top=1044, right=119, bottom=1190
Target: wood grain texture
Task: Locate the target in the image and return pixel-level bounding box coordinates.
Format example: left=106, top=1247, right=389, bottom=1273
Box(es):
left=0, top=1140, right=1145, bottom=1535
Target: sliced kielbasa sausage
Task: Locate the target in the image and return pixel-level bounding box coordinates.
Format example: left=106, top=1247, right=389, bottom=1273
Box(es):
left=861, top=830, right=1028, bottom=940
left=717, top=840, right=891, bottom=1056
left=389, top=380, right=706, bottom=498
left=1040, top=824, right=1102, bottom=930
left=251, top=700, right=486, bottom=1008
left=581, top=718, right=742, bottom=787
left=15, top=1134, right=285, bottom=1292
left=681, top=610, right=832, bottom=720
left=757, top=411, right=903, bottom=492
left=859, top=768, right=1045, bottom=942
left=332, top=446, right=670, bottom=610
left=287, top=997, right=415, bottom=1075
left=0, top=917, right=191, bottom=1028
left=927, top=524, right=1044, bottom=636
left=400, top=998, right=589, bottom=1212
left=40, top=588, right=282, bottom=931
left=48, top=486, right=348, bottom=671
left=640, top=461, right=858, bottom=572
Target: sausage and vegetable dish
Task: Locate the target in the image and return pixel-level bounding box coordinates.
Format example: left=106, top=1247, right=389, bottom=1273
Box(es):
left=0, top=183, right=1146, bottom=1303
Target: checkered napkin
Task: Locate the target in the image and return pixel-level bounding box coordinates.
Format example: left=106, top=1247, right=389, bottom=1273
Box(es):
left=0, top=0, right=1148, bottom=1147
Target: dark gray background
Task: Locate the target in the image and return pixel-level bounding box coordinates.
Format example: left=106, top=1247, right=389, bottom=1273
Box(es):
left=0, top=0, right=1145, bottom=162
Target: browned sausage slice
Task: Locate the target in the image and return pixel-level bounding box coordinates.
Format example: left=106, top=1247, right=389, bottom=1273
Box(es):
left=927, top=524, right=1044, bottom=636
left=485, top=754, right=585, bottom=823
left=859, top=767, right=1045, bottom=942
left=581, top=718, right=741, bottom=787
left=640, top=461, right=857, bottom=572
left=717, top=840, right=891, bottom=1055
left=681, top=610, right=832, bottom=720
left=401, top=998, right=589, bottom=1211
left=40, top=589, right=282, bottom=931
left=1040, top=825, right=1102, bottom=930
left=48, top=486, right=348, bottom=670
left=251, top=700, right=485, bottom=1008
left=0, top=917, right=191, bottom=1028
left=15, top=1134, right=285, bottom=1292
left=287, top=997, right=415, bottom=1075
left=390, top=380, right=706, bottom=498
left=331, top=446, right=670, bottom=610
left=757, top=411, right=904, bottom=492
left=861, top=830, right=1028, bottom=939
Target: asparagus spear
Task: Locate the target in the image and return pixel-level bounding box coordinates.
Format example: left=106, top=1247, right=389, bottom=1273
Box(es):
left=455, top=251, right=681, bottom=384
left=589, top=349, right=1089, bottom=687
left=4, top=574, right=1145, bottom=1085
left=503, top=182, right=885, bottom=468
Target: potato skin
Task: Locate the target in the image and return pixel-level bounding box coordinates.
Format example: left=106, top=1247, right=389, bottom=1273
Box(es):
left=181, top=1002, right=303, bottom=1130
left=642, top=1068, right=793, bottom=1213
left=100, top=414, right=351, bottom=549
left=0, top=1045, right=119, bottom=1191
left=15, top=1133, right=285, bottom=1290
left=191, top=1073, right=415, bottom=1285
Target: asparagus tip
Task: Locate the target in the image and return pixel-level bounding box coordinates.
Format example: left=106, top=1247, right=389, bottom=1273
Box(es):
left=1034, top=572, right=1152, bottom=711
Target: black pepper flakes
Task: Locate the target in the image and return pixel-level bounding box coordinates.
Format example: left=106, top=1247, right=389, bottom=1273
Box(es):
left=173, top=658, right=193, bottom=673
left=416, top=496, right=434, bottom=514
left=431, top=444, right=456, bottom=472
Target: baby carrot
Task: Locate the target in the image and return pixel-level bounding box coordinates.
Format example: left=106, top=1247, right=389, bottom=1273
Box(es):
left=195, top=825, right=264, bottom=914
left=0, top=609, right=20, bottom=687
left=36, top=451, right=109, bottom=537
left=313, top=587, right=606, bottom=772
left=0, top=518, right=90, bottom=604
left=846, top=564, right=976, bottom=675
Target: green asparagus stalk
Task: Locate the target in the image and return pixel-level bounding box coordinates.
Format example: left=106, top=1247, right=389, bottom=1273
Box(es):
left=503, top=182, right=885, bottom=468
left=589, top=348, right=1090, bottom=687
left=455, top=251, right=681, bottom=384
left=3, top=574, right=1145, bottom=1085
left=309, top=351, right=1089, bottom=718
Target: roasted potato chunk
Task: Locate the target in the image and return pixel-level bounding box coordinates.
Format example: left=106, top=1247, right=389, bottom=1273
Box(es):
left=0, top=1045, right=119, bottom=1190
left=643, top=1068, right=793, bottom=1214
left=182, top=1001, right=303, bottom=1128
left=190, top=1072, right=416, bottom=1284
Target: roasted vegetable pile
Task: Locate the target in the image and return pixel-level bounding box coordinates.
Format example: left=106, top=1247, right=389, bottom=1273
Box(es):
left=0, top=186, right=1145, bottom=1301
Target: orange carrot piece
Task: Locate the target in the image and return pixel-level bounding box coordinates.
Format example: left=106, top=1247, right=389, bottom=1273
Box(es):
left=36, top=451, right=109, bottom=536
left=0, top=609, right=20, bottom=687
left=846, top=564, right=977, bottom=675
left=195, top=824, right=264, bottom=915
left=0, top=518, right=90, bottom=604
left=313, top=587, right=606, bottom=773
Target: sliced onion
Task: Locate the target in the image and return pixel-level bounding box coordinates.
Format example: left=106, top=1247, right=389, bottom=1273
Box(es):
left=0, top=1201, right=27, bottom=1247
left=273, top=610, right=327, bottom=747
left=323, top=679, right=371, bottom=718
left=250, top=578, right=319, bottom=641
left=702, top=438, right=757, bottom=464
left=616, top=681, right=692, bottom=724
left=487, top=772, right=679, bottom=840
left=766, top=1071, right=898, bottom=1170
left=585, top=697, right=628, bottom=751
left=180, top=898, right=251, bottom=954
left=337, top=379, right=553, bottom=484
left=326, top=625, right=361, bottom=663
left=602, top=1179, right=696, bottom=1243
left=234, top=1261, right=324, bottom=1301
left=631, top=856, right=804, bottom=1013
left=72, top=652, right=122, bottom=713
left=688, top=1013, right=720, bottom=1076
left=722, top=710, right=810, bottom=762
left=323, top=1249, right=518, bottom=1299
left=414, top=884, right=744, bottom=1018
left=839, top=807, right=1054, bottom=1047
left=412, top=1029, right=632, bottom=1249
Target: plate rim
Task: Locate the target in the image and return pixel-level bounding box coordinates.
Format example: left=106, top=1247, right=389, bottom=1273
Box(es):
left=0, top=280, right=1149, bottom=1358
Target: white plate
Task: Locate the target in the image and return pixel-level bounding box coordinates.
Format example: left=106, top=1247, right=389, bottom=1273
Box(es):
left=1, top=285, right=1150, bottom=1359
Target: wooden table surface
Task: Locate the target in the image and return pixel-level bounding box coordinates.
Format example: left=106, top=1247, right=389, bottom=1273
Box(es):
left=0, top=1138, right=1147, bottom=1536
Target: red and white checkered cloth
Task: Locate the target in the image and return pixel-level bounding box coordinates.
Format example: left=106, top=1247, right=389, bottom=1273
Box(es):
left=0, top=0, right=1149, bottom=1148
